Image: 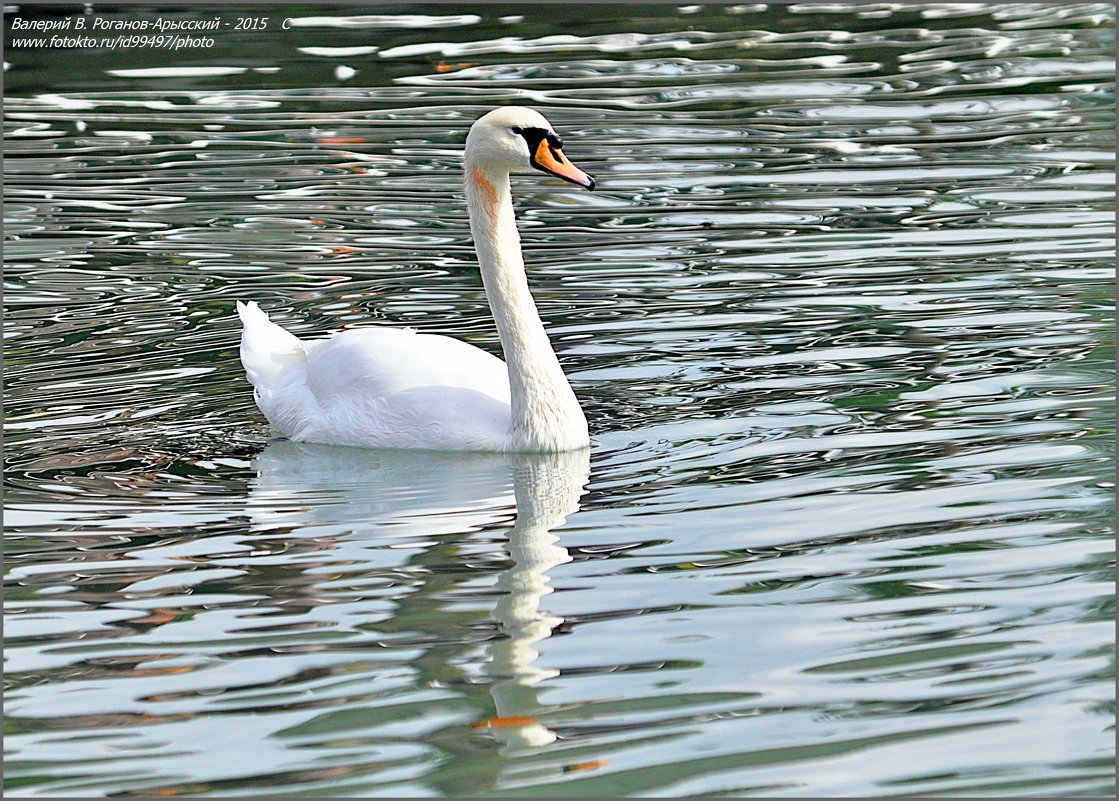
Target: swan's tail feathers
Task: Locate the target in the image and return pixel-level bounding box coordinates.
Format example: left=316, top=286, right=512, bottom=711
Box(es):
left=237, top=301, right=305, bottom=388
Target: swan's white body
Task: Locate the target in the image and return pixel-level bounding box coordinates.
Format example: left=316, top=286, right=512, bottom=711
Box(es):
left=238, top=107, right=595, bottom=452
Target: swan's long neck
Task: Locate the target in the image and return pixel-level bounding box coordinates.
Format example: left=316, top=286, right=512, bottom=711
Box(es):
left=464, top=161, right=588, bottom=451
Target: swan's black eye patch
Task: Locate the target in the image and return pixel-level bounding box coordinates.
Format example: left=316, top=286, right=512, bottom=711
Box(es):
left=514, top=126, right=563, bottom=152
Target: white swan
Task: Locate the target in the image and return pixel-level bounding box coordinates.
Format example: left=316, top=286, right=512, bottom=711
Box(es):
left=238, top=107, right=596, bottom=452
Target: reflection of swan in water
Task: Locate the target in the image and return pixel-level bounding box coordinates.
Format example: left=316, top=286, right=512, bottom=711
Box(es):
left=248, top=441, right=515, bottom=540
left=484, top=449, right=587, bottom=751
left=248, top=441, right=589, bottom=758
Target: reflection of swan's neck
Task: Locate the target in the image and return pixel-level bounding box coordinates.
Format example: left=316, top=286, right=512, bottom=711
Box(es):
left=485, top=450, right=589, bottom=749
left=493, top=455, right=581, bottom=675
left=464, top=160, right=588, bottom=452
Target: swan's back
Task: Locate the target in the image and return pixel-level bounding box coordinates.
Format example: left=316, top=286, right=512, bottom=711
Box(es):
left=238, top=301, right=513, bottom=451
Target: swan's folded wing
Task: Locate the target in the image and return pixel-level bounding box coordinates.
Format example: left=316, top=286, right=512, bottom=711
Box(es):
left=302, top=328, right=511, bottom=404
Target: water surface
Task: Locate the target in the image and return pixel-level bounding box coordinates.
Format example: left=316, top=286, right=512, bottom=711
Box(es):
left=4, top=3, right=1115, bottom=797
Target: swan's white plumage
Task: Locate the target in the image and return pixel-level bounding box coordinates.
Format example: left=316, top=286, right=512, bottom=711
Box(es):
left=238, top=107, right=592, bottom=453
left=238, top=300, right=512, bottom=451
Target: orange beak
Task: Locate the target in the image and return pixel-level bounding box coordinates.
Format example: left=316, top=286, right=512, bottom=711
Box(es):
left=531, top=138, right=596, bottom=190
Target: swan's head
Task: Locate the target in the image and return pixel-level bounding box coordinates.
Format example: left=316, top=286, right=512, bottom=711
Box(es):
left=465, top=107, right=595, bottom=190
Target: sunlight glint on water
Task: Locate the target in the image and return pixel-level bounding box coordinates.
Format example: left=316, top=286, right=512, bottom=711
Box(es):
left=3, top=3, right=1115, bottom=797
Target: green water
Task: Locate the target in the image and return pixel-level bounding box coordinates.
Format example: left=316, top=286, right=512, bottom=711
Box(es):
left=4, top=3, right=1115, bottom=797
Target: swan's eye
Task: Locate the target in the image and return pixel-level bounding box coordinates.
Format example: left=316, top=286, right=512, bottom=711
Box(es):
left=513, top=126, right=555, bottom=150
left=511, top=126, right=524, bottom=136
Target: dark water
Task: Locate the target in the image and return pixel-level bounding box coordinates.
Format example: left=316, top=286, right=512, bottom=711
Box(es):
left=4, top=3, right=1115, bottom=797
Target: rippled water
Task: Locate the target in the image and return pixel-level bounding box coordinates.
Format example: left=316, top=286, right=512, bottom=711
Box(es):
left=4, top=3, right=1115, bottom=797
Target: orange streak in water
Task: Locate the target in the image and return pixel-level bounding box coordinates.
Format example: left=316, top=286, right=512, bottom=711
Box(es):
left=566, top=759, right=610, bottom=773
left=471, top=714, right=538, bottom=729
